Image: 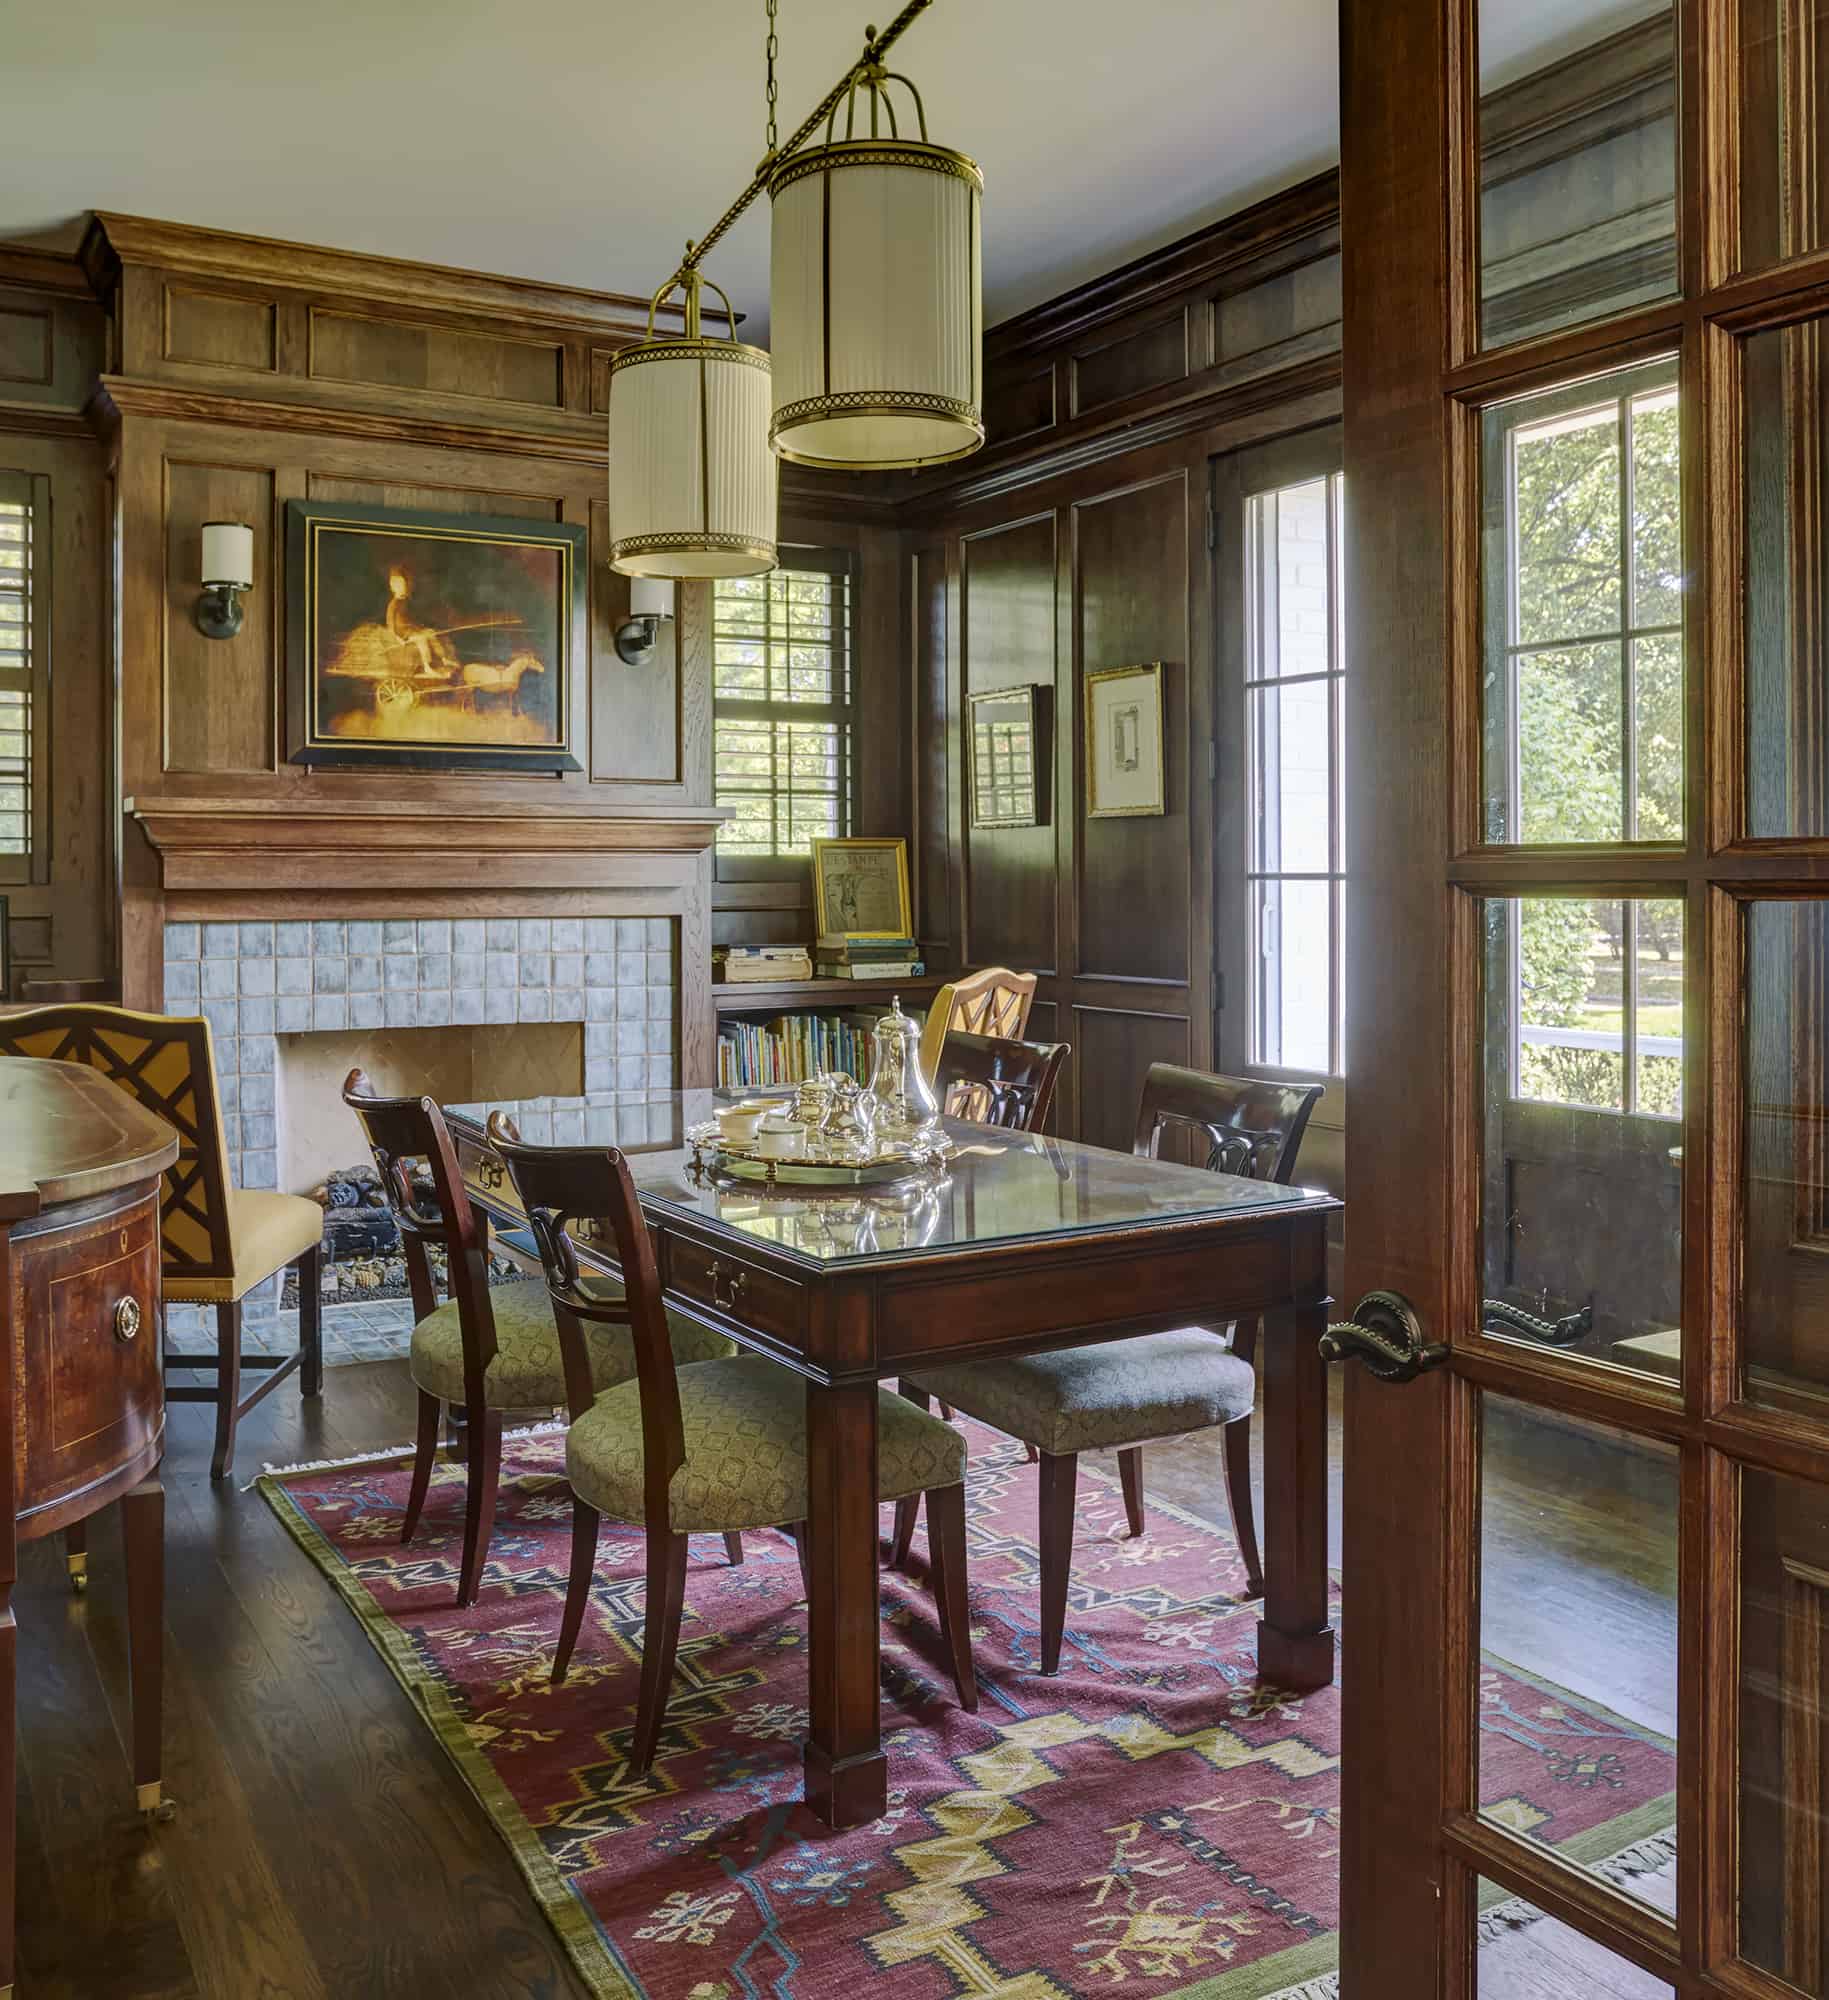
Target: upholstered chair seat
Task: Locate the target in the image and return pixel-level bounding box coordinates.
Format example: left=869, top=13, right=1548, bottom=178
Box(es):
left=906, top=1331, right=1256, bottom=1461
left=567, top=1356, right=969, bottom=1534
left=163, top=1189, right=325, bottom=1307
left=407, top=1276, right=732, bottom=1409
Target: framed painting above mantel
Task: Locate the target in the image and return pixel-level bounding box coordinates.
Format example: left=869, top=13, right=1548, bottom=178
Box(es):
left=285, top=499, right=584, bottom=774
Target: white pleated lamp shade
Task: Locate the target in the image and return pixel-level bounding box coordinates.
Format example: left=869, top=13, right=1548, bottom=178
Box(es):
left=607, top=338, right=777, bottom=579
left=769, top=140, right=984, bottom=470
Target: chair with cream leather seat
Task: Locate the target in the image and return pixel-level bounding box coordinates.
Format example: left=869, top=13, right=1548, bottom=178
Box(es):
left=342, top=1070, right=741, bottom=1607
left=0, top=1004, right=326, bottom=1482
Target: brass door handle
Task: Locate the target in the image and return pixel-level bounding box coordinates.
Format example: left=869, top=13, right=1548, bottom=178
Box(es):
left=707, top=1261, right=747, bottom=1313
left=1318, top=1289, right=1445, bottom=1383
left=113, top=1296, right=143, bottom=1343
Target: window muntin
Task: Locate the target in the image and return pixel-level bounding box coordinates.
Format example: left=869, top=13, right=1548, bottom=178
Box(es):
left=0, top=481, right=33, bottom=870
left=712, top=558, right=854, bottom=858
left=1483, top=362, right=1683, bottom=845
left=1246, top=473, right=1345, bottom=1074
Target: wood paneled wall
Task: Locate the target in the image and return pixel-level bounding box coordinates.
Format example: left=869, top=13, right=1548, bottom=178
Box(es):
left=902, top=177, right=1344, bottom=1153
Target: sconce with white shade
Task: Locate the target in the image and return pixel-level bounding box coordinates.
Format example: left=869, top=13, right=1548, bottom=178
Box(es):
left=195, top=521, right=254, bottom=639
left=614, top=577, right=676, bottom=666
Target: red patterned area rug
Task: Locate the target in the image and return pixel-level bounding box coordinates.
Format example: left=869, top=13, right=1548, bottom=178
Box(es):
left=259, top=1426, right=1675, bottom=2000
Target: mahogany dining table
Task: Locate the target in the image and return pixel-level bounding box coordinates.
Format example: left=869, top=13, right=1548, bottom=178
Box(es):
left=443, top=1090, right=1341, bottom=1831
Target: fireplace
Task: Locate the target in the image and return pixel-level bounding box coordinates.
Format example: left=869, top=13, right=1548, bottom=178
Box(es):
left=161, top=916, right=679, bottom=1197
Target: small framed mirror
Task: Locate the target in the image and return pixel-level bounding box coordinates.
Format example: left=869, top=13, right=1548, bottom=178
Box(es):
left=969, top=684, right=1049, bottom=829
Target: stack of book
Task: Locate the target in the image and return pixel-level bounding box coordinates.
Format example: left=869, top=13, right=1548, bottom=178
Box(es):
left=715, top=944, right=813, bottom=985
left=718, top=1008, right=908, bottom=1088
left=814, top=935, right=925, bottom=980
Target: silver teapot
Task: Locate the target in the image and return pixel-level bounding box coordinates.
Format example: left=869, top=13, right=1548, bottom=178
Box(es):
left=865, top=998, right=942, bottom=1142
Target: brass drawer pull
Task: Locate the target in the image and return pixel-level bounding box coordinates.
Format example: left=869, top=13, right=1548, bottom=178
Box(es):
left=707, top=1260, right=747, bottom=1314
left=113, top=1297, right=143, bottom=1343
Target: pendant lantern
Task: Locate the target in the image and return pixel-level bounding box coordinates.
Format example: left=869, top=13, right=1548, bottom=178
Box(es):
left=768, top=62, right=983, bottom=470
left=607, top=268, right=777, bottom=579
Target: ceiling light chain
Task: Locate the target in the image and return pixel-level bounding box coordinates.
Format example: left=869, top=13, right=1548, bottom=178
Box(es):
left=763, top=0, right=779, bottom=167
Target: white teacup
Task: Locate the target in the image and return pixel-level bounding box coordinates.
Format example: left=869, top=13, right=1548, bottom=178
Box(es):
left=716, top=1101, right=768, bottom=1144
left=754, top=1115, right=807, bottom=1160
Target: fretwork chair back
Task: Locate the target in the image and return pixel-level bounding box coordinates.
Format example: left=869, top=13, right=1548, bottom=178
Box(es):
left=894, top=1065, right=1324, bottom=1672
left=917, top=966, right=1038, bottom=1084
left=0, top=1004, right=324, bottom=1481
left=934, top=1030, right=1069, bottom=1133
left=489, top=1114, right=979, bottom=1776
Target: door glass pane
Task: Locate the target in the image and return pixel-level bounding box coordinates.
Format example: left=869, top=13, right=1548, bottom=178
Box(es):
left=1253, top=877, right=1332, bottom=1073
left=1478, top=0, right=1678, bottom=349
left=1744, top=901, right=1829, bottom=1408
left=1483, top=362, right=1684, bottom=844
left=1747, top=317, right=1829, bottom=836
left=1740, top=0, right=1829, bottom=272
left=1483, top=897, right=1684, bottom=1378
left=1478, top=1395, right=1679, bottom=1912
left=1477, top=1878, right=1676, bottom=1994
left=1742, top=1466, right=1829, bottom=1991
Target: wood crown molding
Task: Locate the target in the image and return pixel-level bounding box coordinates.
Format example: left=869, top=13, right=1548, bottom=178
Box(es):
left=129, top=795, right=731, bottom=892
left=80, top=212, right=732, bottom=341
left=0, top=245, right=95, bottom=300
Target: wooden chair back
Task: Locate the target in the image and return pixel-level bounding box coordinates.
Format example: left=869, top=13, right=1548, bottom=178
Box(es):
left=918, top=966, right=1038, bottom=1081
left=1131, top=1065, right=1324, bottom=1185
left=486, top=1116, right=682, bottom=1529
left=935, top=1031, right=1069, bottom=1133
left=0, top=1003, right=234, bottom=1284
left=341, top=1069, right=498, bottom=1385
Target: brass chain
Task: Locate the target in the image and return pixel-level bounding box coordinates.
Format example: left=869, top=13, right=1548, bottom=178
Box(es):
left=764, top=0, right=779, bottom=159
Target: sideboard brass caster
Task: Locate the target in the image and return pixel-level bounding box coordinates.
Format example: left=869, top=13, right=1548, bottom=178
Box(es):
left=138, top=1782, right=177, bottom=1825
left=66, top=1551, right=88, bottom=1595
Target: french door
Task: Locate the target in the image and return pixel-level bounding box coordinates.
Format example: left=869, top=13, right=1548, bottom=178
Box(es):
left=1339, top=0, right=1829, bottom=1993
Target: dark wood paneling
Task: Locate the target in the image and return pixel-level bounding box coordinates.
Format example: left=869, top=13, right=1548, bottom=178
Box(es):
left=1072, top=309, right=1190, bottom=416
left=302, top=474, right=559, bottom=519
left=308, top=311, right=564, bottom=410
left=1074, top=471, right=1190, bottom=985
left=589, top=498, right=682, bottom=785
left=163, top=288, right=276, bottom=372
left=0, top=308, right=51, bottom=388
left=162, top=459, right=276, bottom=775
left=912, top=540, right=953, bottom=954
left=1071, top=1005, right=1190, bottom=1153
left=986, top=363, right=1056, bottom=447
left=961, top=513, right=1058, bottom=975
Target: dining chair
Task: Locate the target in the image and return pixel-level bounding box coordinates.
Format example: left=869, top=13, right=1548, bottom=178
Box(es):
left=489, top=1116, right=978, bottom=1775
left=0, top=1004, right=325, bottom=1483
left=893, top=1065, right=1324, bottom=1672
left=933, top=1029, right=1069, bottom=1131
left=917, top=966, right=1038, bottom=1084
left=342, top=1071, right=739, bottom=1607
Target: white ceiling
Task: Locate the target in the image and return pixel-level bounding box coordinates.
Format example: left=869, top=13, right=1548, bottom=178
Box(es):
left=1, top=0, right=1662, bottom=337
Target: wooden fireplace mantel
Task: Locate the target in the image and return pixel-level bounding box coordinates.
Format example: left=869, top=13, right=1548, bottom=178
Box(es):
left=128, top=795, right=732, bottom=893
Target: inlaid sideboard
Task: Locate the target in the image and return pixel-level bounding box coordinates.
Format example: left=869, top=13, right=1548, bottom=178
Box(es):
left=0, top=1057, right=177, bottom=1998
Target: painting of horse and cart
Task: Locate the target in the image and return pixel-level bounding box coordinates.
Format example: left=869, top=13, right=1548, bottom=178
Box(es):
left=286, top=500, right=584, bottom=772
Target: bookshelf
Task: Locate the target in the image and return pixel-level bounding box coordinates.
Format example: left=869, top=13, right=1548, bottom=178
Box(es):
left=712, top=973, right=947, bottom=1013
left=713, top=974, right=949, bottom=1090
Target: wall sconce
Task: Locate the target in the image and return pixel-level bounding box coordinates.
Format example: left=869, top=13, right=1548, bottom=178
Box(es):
left=195, top=521, right=254, bottom=640
left=614, top=577, right=675, bottom=666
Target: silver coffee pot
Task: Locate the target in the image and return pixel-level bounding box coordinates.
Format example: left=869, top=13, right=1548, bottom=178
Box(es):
left=865, top=998, right=942, bottom=1142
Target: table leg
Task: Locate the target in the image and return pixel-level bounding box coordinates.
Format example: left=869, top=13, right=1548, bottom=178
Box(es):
left=802, top=1380, right=887, bottom=1828
left=122, top=1480, right=173, bottom=1820
left=1257, top=1300, right=1336, bottom=1689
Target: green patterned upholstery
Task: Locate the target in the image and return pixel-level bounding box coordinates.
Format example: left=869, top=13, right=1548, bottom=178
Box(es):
left=408, top=1277, right=735, bottom=1409
left=906, top=1331, right=1256, bottom=1458
left=566, top=1355, right=969, bottom=1532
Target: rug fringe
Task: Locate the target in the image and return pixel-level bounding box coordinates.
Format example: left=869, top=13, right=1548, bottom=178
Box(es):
left=243, top=1418, right=567, bottom=1491
left=1263, top=1977, right=1340, bottom=1999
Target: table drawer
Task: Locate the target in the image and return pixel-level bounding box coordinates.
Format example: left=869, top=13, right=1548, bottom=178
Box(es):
left=664, top=1235, right=807, bottom=1348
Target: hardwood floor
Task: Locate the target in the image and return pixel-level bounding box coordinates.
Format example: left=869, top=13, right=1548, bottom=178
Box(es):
left=20, top=1360, right=1677, bottom=1997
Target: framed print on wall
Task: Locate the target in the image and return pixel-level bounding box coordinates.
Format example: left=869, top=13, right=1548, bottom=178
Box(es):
left=969, top=685, right=1050, bottom=828
left=810, top=837, right=913, bottom=940
left=286, top=499, right=585, bottom=773
left=1086, top=661, right=1166, bottom=818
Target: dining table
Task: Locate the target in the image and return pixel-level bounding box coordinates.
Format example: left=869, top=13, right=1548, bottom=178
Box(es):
left=443, top=1089, right=1342, bottom=1830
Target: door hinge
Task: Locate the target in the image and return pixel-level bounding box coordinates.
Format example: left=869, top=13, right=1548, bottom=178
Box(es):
left=1206, top=739, right=1218, bottom=783
left=1204, top=491, right=1217, bottom=552
left=1213, top=970, right=1226, bottom=1014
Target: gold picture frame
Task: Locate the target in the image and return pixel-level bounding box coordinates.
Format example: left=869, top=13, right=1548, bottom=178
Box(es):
left=810, top=837, right=913, bottom=940
left=1086, top=662, right=1166, bottom=818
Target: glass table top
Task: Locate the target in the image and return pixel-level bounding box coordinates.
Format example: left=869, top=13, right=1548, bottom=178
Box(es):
left=445, top=1091, right=1339, bottom=1270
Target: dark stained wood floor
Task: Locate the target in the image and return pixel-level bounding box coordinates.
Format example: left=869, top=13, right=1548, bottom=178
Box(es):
left=21, top=1359, right=1676, bottom=1997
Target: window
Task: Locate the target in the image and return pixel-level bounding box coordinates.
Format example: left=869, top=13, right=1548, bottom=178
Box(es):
left=1483, top=361, right=1685, bottom=1117
left=0, top=475, right=33, bottom=872
left=712, top=555, right=853, bottom=858
left=1245, top=472, right=1345, bottom=1074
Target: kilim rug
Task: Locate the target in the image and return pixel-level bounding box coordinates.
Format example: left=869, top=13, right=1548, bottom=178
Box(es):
left=260, top=1426, right=1676, bottom=2000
